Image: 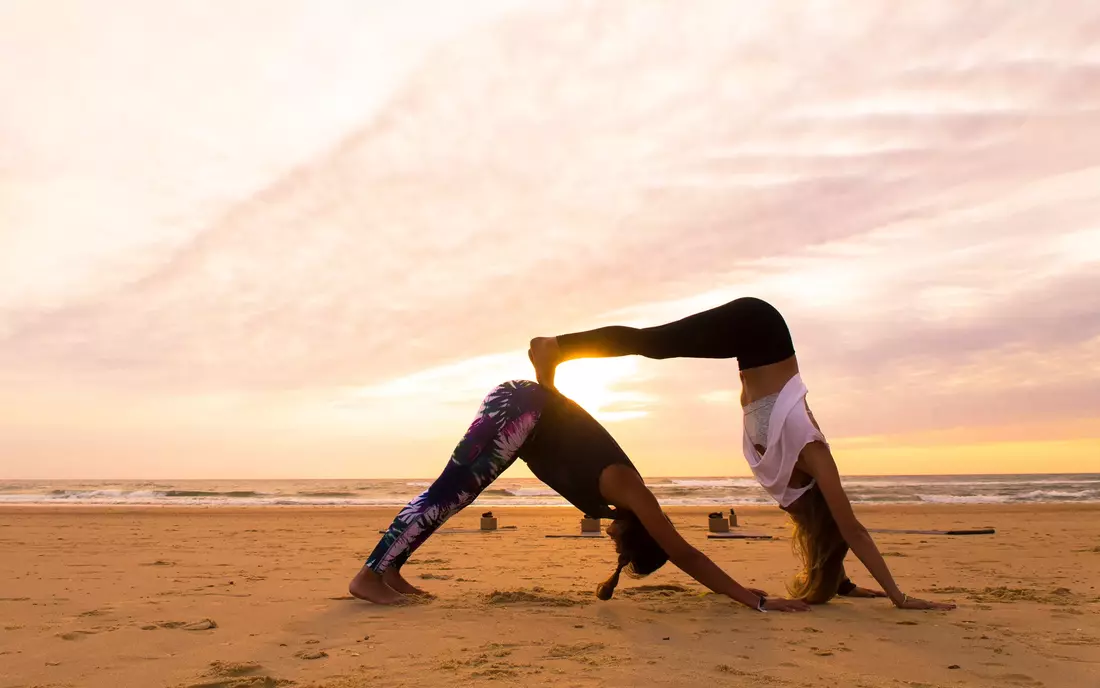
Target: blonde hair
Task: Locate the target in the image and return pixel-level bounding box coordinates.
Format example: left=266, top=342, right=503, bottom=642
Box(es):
left=786, top=486, right=848, bottom=604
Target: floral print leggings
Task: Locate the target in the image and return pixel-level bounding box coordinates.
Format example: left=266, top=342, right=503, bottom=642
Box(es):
left=365, top=380, right=550, bottom=573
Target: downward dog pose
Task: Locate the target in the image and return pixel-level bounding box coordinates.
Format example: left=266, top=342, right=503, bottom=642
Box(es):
left=529, top=297, right=955, bottom=610
left=349, top=379, right=809, bottom=612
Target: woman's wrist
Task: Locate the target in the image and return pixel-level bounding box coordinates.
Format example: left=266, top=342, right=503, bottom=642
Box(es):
left=730, top=586, right=764, bottom=610
left=880, top=580, right=904, bottom=605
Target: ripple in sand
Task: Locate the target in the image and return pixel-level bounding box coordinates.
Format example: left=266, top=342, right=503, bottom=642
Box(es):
left=924, top=585, right=1090, bottom=605
left=206, top=661, right=263, bottom=677
left=715, top=664, right=790, bottom=685
left=156, top=619, right=218, bottom=631
left=186, top=678, right=289, bottom=688
left=183, top=619, right=218, bottom=631
left=482, top=589, right=586, bottom=607
left=57, top=630, right=97, bottom=641
left=546, top=642, right=606, bottom=659
left=294, top=650, right=328, bottom=660
left=1052, top=633, right=1099, bottom=646
left=619, top=584, right=693, bottom=597
left=437, top=653, right=529, bottom=679
left=481, top=641, right=522, bottom=654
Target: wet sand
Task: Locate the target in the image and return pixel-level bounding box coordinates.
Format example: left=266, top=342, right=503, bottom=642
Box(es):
left=1, top=504, right=1097, bottom=687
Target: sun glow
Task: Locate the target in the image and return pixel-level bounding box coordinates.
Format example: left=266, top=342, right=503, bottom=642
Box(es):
left=328, top=349, right=654, bottom=430
left=552, top=357, right=653, bottom=422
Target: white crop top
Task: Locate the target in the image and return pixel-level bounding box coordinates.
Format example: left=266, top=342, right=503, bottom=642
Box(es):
left=741, top=374, right=826, bottom=508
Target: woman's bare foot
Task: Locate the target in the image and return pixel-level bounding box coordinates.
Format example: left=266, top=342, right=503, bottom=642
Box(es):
left=348, top=567, right=409, bottom=605
left=528, top=337, right=560, bottom=389
left=383, top=568, right=434, bottom=598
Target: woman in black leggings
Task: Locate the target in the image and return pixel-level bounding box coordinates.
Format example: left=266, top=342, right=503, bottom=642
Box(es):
left=529, top=297, right=955, bottom=611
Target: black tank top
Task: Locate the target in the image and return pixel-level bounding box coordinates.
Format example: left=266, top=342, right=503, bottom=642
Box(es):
left=519, top=391, right=637, bottom=519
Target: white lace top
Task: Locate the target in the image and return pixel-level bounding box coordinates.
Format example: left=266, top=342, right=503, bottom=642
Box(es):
left=741, top=374, right=826, bottom=508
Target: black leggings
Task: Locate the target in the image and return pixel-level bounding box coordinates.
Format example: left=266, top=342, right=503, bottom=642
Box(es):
left=556, top=297, right=795, bottom=371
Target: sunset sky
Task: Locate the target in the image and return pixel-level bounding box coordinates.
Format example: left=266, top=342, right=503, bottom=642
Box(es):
left=2, top=1, right=1099, bottom=480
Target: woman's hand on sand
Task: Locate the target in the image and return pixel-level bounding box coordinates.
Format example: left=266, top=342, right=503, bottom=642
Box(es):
left=762, top=597, right=811, bottom=612
left=895, top=595, right=956, bottom=610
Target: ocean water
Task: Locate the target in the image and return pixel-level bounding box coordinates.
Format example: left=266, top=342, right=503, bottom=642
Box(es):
left=0, top=474, right=1097, bottom=508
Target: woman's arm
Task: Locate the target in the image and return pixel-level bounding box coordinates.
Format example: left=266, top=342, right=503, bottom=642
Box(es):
left=799, top=442, right=955, bottom=611
left=601, top=466, right=809, bottom=612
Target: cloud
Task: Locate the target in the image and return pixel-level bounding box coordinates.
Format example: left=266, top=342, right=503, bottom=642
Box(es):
left=2, top=2, right=1100, bottom=476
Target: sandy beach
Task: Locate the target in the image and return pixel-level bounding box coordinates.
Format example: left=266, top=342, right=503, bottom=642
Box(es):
left=1, top=504, right=1097, bottom=688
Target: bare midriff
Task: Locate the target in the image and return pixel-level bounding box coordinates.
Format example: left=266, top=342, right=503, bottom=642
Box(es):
left=739, top=354, right=800, bottom=407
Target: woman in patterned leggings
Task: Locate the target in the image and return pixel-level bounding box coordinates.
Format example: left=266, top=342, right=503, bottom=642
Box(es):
left=349, top=379, right=809, bottom=612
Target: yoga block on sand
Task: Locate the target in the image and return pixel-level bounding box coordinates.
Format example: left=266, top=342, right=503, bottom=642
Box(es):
left=708, top=513, right=730, bottom=533
left=580, top=516, right=601, bottom=533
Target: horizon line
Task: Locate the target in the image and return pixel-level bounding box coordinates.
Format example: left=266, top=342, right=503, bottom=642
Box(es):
left=4, top=471, right=1098, bottom=482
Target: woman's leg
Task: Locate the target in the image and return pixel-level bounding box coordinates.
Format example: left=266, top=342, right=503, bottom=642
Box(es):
left=349, top=380, right=548, bottom=604
left=530, top=297, right=792, bottom=386
left=558, top=299, right=758, bottom=360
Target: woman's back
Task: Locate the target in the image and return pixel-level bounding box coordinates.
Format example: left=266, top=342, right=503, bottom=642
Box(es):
left=519, top=391, right=636, bottom=519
